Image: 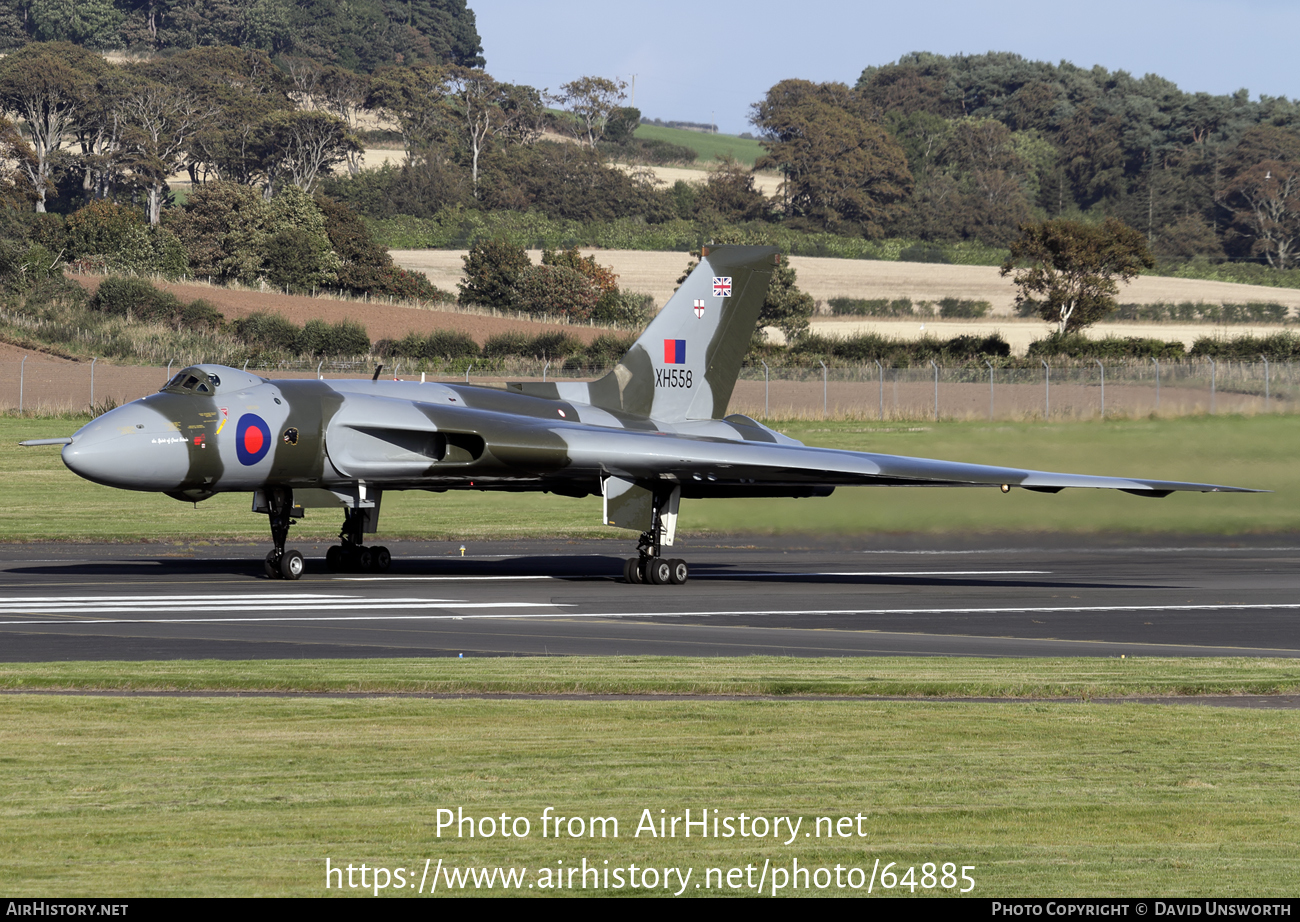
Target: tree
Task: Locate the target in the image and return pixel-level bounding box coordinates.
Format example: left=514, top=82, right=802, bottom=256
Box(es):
left=0, top=42, right=104, bottom=212
left=751, top=79, right=911, bottom=234
left=1221, top=126, right=1300, bottom=270
left=552, top=76, right=626, bottom=148
left=458, top=237, right=530, bottom=307
left=118, top=77, right=213, bottom=223
left=1000, top=218, right=1154, bottom=334
left=261, top=109, right=360, bottom=196
left=758, top=254, right=814, bottom=342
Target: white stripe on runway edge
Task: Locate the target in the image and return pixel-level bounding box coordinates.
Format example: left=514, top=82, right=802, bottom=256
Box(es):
left=3, top=601, right=1300, bottom=627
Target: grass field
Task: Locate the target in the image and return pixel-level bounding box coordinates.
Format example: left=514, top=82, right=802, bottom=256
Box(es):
left=632, top=124, right=766, bottom=167
left=2, top=414, right=1293, bottom=542
left=2, top=684, right=1297, bottom=895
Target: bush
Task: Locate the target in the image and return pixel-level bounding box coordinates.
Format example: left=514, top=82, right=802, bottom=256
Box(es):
left=92, top=276, right=178, bottom=319
left=459, top=238, right=531, bottom=308
left=234, top=312, right=301, bottom=351
left=67, top=203, right=188, bottom=278
left=528, top=331, right=583, bottom=359
left=482, top=332, right=535, bottom=359
left=180, top=299, right=223, bottom=332
left=585, top=333, right=636, bottom=367
left=593, top=289, right=654, bottom=327
left=389, top=329, right=480, bottom=361
left=938, top=297, right=991, bottom=319
left=296, top=319, right=371, bottom=356
left=1190, top=333, right=1300, bottom=361
left=828, top=297, right=913, bottom=317
left=898, top=243, right=951, bottom=264
left=512, top=264, right=601, bottom=320
left=1114, top=301, right=1290, bottom=324
left=1028, top=333, right=1187, bottom=360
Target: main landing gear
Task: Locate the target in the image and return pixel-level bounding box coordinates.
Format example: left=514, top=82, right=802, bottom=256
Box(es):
left=262, top=487, right=305, bottom=580
left=622, top=491, right=688, bottom=586
left=325, top=506, right=391, bottom=574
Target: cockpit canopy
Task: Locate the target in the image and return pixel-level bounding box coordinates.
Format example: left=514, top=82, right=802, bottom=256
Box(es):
left=159, top=365, right=264, bottom=396
left=162, top=369, right=220, bottom=395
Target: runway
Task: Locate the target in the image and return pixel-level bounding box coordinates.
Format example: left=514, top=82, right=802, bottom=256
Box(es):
left=1, top=535, right=1297, bottom=660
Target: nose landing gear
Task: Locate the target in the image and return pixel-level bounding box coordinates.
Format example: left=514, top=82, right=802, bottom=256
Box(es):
left=262, top=487, right=305, bottom=580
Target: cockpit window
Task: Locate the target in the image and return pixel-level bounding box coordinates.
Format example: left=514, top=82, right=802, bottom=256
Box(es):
left=161, top=369, right=218, bottom=395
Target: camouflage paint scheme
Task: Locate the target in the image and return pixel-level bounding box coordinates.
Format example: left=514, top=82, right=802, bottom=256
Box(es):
left=53, top=246, right=1257, bottom=546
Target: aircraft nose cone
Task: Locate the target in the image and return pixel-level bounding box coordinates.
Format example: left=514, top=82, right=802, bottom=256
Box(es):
left=62, top=404, right=189, bottom=490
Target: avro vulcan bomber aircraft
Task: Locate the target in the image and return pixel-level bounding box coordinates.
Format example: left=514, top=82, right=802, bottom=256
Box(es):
left=24, top=246, right=1255, bottom=583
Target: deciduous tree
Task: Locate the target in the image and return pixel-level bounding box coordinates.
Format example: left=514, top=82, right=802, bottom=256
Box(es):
left=0, top=42, right=104, bottom=212
left=1000, top=217, right=1154, bottom=334
left=1221, top=126, right=1300, bottom=270
left=552, top=76, right=627, bottom=148
left=751, top=79, right=911, bottom=234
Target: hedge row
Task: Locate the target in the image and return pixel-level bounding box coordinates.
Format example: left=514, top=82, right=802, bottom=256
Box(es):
left=232, top=313, right=371, bottom=357
left=827, top=296, right=991, bottom=319
left=1113, top=301, right=1291, bottom=324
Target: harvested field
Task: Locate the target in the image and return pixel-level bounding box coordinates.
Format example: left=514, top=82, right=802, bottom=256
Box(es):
left=69, top=275, right=610, bottom=347
left=390, top=250, right=1300, bottom=351
left=614, top=162, right=783, bottom=196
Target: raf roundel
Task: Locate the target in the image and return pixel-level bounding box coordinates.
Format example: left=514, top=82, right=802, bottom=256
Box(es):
left=235, top=413, right=272, bottom=466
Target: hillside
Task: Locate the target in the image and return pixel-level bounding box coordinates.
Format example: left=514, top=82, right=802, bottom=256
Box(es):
left=631, top=124, right=766, bottom=167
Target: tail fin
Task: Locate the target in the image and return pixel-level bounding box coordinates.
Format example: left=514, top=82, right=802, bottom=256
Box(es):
left=587, top=245, right=779, bottom=421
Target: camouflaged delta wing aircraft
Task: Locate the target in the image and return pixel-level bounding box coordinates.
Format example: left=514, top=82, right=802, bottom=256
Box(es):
left=23, top=245, right=1257, bottom=583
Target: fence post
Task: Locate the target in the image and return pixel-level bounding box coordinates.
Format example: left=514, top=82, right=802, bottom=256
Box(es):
left=1262, top=356, right=1270, bottom=410
left=165, top=359, right=173, bottom=383
left=543, top=360, right=549, bottom=382
left=19, top=355, right=25, bottom=413
left=985, top=360, right=993, bottom=420
left=465, top=363, right=473, bottom=384
left=1152, top=357, right=1159, bottom=411
left=1041, top=359, right=1050, bottom=419
left=874, top=360, right=883, bottom=420
left=1211, top=360, right=1216, bottom=415
left=90, top=357, right=97, bottom=408
left=1096, top=359, right=1105, bottom=418
left=819, top=360, right=827, bottom=418
left=929, top=359, right=939, bottom=421
left=761, top=360, right=770, bottom=418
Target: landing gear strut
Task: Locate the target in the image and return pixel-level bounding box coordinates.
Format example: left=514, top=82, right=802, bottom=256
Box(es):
left=623, top=490, right=688, bottom=585
left=263, top=487, right=305, bottom=580
left=325, top=506, right=390, bottom=574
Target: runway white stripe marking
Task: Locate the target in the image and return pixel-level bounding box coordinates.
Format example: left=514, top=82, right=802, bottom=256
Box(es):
left=0, top=594, right=343, bottom=603
left=1, top=602, right=1299, bottom=628
left=336, top=576, right=555, bottom=582
left=715, top=570, right=1049, bottom=578
left=333, top=570, right=1050, bottom=582
left=0, top=603, right=567, bottom=624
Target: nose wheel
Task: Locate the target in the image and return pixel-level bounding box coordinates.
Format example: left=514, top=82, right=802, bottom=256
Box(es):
left=262, top=488, right=305, bottom=580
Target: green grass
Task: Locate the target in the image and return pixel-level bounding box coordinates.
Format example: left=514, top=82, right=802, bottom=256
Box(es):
left=1, top=691, right=1297, bottom=895
left=632, top=124, right=766, bottom=167
left=4, top=656, right=1298, bottom=696
left=3, top=414, right=1293, bottom=542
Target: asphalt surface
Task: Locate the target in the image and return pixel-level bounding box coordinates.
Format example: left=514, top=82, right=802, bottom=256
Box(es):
left=0, top=534, right=1298, bottom=661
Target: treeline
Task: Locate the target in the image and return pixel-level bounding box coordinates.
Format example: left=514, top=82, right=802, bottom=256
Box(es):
left=846, top=52, right=1300, bottom=265
left=0, top=0, right=482, bottom=73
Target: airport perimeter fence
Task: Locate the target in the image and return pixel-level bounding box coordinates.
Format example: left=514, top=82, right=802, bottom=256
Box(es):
left=1, top=356, right=1294, bottom=421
